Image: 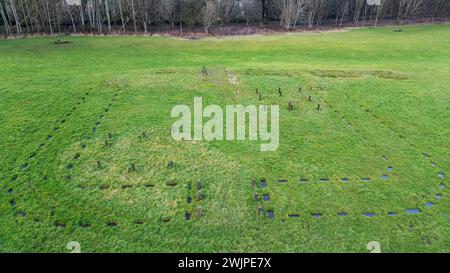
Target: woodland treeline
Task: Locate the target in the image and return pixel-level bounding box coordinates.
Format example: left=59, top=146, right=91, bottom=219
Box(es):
left=0, top=0, right=449, bottom=37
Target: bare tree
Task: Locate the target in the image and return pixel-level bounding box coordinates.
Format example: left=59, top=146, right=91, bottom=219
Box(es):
left=44, top=0, right=53, bottom=34
left=430, top=0, right=449, bottom=20
left=117, top=0, right=126, bottom=32
left=374, top=0, right=388, bottom=26
left=397, top=0, right=424, bottom=24
left=241, top=0, right=261, bottom=25
left=64, top=0, right=77, bottom=32
left=335, top=0, right=350, bottom=27
left=8, top=0, right=22, bottom=34
left=352, top=0, right=364, bottom=26
left=216, top=0, right=236, bottom=26
left=18, top=0, right=29, bottom=32
left=305, top=0, right=327, bottom=29
left=104, top=0, right=111, bottom=32
left=277, top=0, right=305, bottom=30
left=0, top=0, right=12, bottom=36
left=203, top=0, right=217, bottom=34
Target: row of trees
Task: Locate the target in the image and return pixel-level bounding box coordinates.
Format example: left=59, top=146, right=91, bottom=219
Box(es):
left=0, top=0, right=449, bottom=37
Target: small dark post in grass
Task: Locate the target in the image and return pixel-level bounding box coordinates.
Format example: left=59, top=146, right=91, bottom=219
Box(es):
left=317, top=104, right=321, bottom=111
left=197, top=192, right=203, bottom=201
left=256, top=88, right=259, bottom=94
left=288, top=102, right=293, bottom=112
left=278, top=87, right=282, bottom=96
left=258, top=205, right=264, bottom=216
left=196, top=180, right=202, bottom=190
left=17, top=210, right=26, bottom=217
left=259, top=93, right=262, bottom=101
left=131, top=163, right=136, bottom=172
left=167, top=161, right=174, bottom=168
left=254, top=192, right=259, bottom=201
left=299, top=87, right=302, bottom=92
left=96, top=160, right=101, bottom=168
left=108, top=133, right=112, bottom=139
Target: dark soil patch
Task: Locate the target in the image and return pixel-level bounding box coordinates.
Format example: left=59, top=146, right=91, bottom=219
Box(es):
left=309, top=69, right=409, bottom=80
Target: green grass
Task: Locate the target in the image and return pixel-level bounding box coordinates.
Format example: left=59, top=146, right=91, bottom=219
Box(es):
left=0, top=24, right=449, bottom=252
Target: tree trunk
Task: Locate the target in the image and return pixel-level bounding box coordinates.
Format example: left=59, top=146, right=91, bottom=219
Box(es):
left=8, top=0, right=22, bottom=34
left=95, top=0, right=102, bottom=33
left=0, top=1, right=11, bottom=36
left=45, top=0, right=53, bottom=34
left=22, top=0, right=34, bottom=31
left=362, top=3, right=368, bottom=27
left=79, top=1, right=85, bottom=30
left=18, top=0, right=29, bottom=33
left=105, top=0, right=111, bottom=32
left=340, top=3, right=348, bottom=27
left=118, top=0, right=125, bottom=32
left=131, top=0, right=137, bottom=33
left=66, top=2, right=76, bottom=32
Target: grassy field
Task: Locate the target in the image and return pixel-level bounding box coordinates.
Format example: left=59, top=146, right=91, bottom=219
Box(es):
left=0, top=24, right=449, bottom=253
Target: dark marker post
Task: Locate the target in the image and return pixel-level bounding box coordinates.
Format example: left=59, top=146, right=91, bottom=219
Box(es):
left=168, top=161, right=174, bottom=168
left=197, top=192, right=203, bottom=201
left=258, top=205, right=264, bottom=216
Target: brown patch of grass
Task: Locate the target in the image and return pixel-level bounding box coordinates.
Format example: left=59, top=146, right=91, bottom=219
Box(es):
left=309, top=69, right=409, bottom=80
